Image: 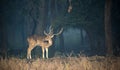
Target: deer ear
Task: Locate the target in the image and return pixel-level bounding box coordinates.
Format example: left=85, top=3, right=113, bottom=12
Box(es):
left=52, top=35, right=54, bottom=38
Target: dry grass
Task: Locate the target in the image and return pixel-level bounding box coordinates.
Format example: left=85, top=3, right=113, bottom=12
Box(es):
left=0, top=56, right=120, bottom=70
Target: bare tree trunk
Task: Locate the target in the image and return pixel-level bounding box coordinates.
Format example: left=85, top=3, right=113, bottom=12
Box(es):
left=0, top=24, right=7, bottom=59
left=28, top=0, right=47, bottom=36
left=36, top=0, right=47, bottom=36
left=104, top=0, right=113, bottom=55
left=85, top=29, right=96, bottom=55
left=88, top=32, right=95, bottom=55
left=48, top=0, right=56, bottom=57
left=59, top=33, right=65, bottom=53
left=55, top=0, right=58, bottom=15
left=80, top=28, right=84, bottom=46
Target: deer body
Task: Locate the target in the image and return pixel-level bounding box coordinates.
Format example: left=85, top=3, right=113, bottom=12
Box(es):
left=27, top=35, right=53, bottom=48
left=27, top=26, right=63, bottom=59
left=27, top=35, right=53, bottom=59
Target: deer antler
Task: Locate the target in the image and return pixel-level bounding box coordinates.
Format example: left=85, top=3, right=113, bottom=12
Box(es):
left=44, top=30, right=48, bottom=35
left=53, top=28, right=63, bottom=35
left=44, top=25, right=53, bottom=35
left=49, top=25, right=53, bottom=34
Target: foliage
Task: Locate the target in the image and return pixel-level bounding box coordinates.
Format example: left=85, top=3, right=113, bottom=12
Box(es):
left=52, top=0, right=105, bottom=33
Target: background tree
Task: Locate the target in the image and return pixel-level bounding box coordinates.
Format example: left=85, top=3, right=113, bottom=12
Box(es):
left=104, top=0, right=113, bottom=55
left=0, top=0, right=120, bottom=58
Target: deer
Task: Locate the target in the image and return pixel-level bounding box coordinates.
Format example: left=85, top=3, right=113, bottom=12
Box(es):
left=27, top=26, right=63, bottom=59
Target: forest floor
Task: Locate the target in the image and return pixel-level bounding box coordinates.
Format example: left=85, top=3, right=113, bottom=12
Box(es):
left=0, top=56, right=120, bottom=70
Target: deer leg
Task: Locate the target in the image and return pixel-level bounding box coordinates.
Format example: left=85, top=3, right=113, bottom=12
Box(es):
left=42, top=47, right=45, bottom=59
left=27, top=45, right=34, bottom=59
left=45, top=48, right=48, bottom=59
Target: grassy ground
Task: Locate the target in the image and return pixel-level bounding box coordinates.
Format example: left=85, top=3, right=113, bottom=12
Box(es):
left=0, top=56, right=120, bottom=70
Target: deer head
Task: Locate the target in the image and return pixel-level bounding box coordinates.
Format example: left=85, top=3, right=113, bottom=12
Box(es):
left=44, top=25, right=63, bottom=40
left=27, top=25, right=63, bottom=59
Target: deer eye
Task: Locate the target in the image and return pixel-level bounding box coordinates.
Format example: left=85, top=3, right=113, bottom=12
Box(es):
left=43, top=40, right=49, bottom=43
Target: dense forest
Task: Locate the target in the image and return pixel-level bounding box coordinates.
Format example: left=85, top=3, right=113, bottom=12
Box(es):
left=0, top=0, right=120, bottom=59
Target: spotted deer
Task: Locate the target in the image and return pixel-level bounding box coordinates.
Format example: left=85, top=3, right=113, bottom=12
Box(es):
left=27, top=26, right=63, bottom=59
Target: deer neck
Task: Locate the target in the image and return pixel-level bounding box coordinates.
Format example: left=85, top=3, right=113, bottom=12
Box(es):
left=47, top=39, right=52, bottom=46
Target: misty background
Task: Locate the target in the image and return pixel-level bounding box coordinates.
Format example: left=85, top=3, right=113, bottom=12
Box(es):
left=0, top=0, right=120, bottom=58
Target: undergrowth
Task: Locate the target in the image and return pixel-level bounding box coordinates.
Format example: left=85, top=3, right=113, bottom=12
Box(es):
left=0, top=55, right=120, bottom=70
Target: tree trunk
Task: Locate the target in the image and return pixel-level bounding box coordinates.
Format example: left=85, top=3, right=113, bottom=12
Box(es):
left=85, top=29, right=96, bottom=55
left=48, top=0, right=55, bottom=57
left=0, top=24, right=8, bottom=59
left=80, top=28, right=84, bottom=46
left=37, top=0, right=48, bottom=36
left=104, top=0, right=113, bottom=55
left=28, top=0, right=47, bottom=36
left=59, top=33, right=65, bottom=53
left=88, top=33, right=95, bottom=54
